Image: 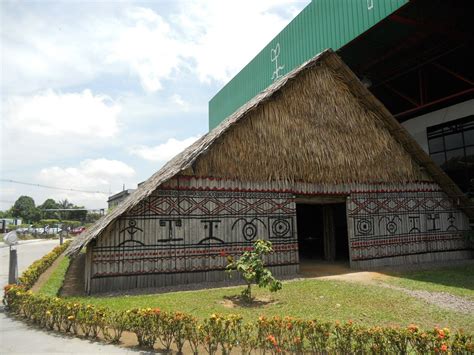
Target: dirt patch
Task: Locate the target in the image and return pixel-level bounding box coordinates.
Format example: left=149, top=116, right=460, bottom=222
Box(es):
left=219, top=295, right=278, bottom=308
left=378, top=283, right=474, bottom=315
left=319, top=271, right=389, bottom=284
left=60, top=253, right=86, bottom=297
left=31, top=254, right=65, bottom=293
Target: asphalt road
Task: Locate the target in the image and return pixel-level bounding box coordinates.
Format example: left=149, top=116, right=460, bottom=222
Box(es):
left=0, top=240, right=145, bottom=354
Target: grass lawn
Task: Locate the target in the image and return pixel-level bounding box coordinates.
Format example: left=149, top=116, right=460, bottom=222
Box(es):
left=37, top=256, right=70, bottom=297
left=38, top=258, right=474, bottom=332
left=382, top=264, right=474, bottom=301
left=69, top=278, right=473, bottom=332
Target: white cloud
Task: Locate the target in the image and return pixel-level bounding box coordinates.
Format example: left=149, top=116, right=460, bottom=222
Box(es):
left=175, top=0, right=308, bottom=83
left=1, top=2, right=309, bottom=94
left=130, top=135, right=201, bottom=162
left=170, top=94, right=189, bottom=111
left=37, top=159, right=136, bottom=208
left=4, top=89, right=121, bottom=137
left=106, top=7, right=184, bottom=92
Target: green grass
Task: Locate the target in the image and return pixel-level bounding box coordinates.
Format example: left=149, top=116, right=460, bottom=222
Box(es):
left=37, top=256, right=70, bottom=297
left=383, top=264, right=474, bottom=301
left=68, top=277, right=474, bottom=332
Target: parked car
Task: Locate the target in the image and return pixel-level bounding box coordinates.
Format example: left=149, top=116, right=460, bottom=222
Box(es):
left=47, top=227, right=62, bottom=234
left=71, top=226, right=86, bottom=235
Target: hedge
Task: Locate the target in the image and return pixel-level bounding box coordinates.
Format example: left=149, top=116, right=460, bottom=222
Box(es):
left=3, top=242, right=473, bottom=354
left=17, top=241, right=71, bottom=289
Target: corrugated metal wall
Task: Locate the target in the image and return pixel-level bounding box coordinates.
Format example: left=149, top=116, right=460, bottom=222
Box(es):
left=208, top=0, right=408, bottom=129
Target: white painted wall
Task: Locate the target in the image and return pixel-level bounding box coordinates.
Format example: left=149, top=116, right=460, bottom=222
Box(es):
left=402, top=99, right=474, bottom=153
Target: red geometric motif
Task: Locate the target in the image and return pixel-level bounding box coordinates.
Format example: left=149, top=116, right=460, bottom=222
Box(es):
left=127, top=195, right=295, bottom=216
left=348, top=196, right=452, bottom=215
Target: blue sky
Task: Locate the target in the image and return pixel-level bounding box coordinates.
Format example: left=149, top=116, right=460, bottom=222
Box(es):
left=1, top=0, right=309, bottom=210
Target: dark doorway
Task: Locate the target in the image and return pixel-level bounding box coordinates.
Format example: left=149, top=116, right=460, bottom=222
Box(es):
left=296, top=203, right=349, bottom=261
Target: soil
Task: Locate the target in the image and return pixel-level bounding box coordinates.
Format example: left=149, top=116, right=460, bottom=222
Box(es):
left=30, top=254, right=65, bottom=293
left=60, top=252, right=86, bottom=297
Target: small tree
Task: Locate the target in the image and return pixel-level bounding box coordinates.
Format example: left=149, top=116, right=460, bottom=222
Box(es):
left=226, top=239, right=282, bottom=302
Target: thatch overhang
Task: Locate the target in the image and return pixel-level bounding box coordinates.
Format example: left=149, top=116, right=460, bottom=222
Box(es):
left=66, top=49, right=472, bottom=256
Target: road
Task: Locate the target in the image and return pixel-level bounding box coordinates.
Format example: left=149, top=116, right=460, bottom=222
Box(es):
left=0, top=240, right=144, bottom=354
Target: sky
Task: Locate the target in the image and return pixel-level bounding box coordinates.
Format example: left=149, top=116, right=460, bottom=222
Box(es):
left=0, top=0, right=310, bottom=210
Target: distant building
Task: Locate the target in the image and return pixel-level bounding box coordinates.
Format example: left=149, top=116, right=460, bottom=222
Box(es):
left=107, top=189, right=136, bottom=210
left=1, top=218, right=22, bottom=233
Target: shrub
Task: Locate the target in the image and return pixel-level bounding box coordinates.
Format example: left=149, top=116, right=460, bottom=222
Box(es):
left=124, top=308, right=161, bottom=349
left=226, top=239, right=282, bottom=302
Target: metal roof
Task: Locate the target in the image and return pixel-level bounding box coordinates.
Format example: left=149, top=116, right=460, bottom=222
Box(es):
left=208, top=0, right=408, bottom=130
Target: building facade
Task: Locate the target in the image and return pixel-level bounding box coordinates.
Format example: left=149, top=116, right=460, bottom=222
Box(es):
left=68, top=52, right=472, bottom=293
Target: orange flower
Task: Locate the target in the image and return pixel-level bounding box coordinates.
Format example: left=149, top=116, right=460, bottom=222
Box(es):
left=266, top=335, right=278, bottom=346
left=440, top=344, right=448, bottom=352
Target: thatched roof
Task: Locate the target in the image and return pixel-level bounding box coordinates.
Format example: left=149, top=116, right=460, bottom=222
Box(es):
left=191, top=62, right=426, bottom=183
left=66, top=49, right=471, bottom=256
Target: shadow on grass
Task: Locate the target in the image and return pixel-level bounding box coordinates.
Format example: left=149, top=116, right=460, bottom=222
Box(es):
left=222, top=295, right=277, bottom=308
left=384, top=262, right=474, bottom=292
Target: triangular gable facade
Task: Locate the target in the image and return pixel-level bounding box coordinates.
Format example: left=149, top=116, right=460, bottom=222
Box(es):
left=66, top=50, right=471, bottom=293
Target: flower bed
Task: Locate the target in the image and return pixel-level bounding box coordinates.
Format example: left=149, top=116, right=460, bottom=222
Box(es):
left=3, top=243, right=473, bottom=354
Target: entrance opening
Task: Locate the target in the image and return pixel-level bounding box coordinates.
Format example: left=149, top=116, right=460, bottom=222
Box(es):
left=296, top=202, right=349, bottom=261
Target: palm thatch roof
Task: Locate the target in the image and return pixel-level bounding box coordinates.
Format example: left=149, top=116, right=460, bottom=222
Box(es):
left=66, top=49, right=471, bottom=256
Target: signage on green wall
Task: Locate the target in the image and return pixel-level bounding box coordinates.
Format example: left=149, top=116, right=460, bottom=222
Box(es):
left=208, top=0, right=408, bottom=130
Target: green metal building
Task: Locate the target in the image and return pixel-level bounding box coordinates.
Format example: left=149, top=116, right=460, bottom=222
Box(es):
left=209, top=0, right=408, bottom=130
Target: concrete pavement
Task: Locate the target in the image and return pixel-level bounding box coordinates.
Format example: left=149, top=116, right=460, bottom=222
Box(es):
left=0, top=240, right=146, bottom=354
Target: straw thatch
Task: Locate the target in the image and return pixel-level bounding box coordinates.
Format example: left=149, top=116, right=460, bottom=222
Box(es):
left=190, top=64, right=426, bottom=184
left=66, top=49, right=471, bottom=256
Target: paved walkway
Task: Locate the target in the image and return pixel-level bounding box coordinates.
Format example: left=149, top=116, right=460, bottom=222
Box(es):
left=0, top=240, right=147, bottom=354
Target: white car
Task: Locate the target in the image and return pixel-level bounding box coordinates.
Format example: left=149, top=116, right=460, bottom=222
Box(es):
left=47, top=227, right=62, bottom=234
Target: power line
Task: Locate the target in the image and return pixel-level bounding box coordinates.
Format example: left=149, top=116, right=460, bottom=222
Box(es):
left=0, top=179, right=109, bottom=194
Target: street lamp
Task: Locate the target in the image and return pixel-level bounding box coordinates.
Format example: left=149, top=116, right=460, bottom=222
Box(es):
left=3, top=230, right=19, bottom=284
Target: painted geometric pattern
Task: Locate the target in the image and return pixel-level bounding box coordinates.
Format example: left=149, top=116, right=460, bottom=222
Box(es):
left=347, top=191, right=469, bottom=261
left=92, top=189, right=298, bottom=278
left=126, top=189, right=295, bottom=217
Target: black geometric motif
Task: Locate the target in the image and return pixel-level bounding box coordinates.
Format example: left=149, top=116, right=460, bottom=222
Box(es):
left=268, top=217, right=293, bottom=239
left=120, top=219, right=143, bottom=238
left=426, top=213, right=440, bottom=231
left=355, top=217, right=374, bottom=236
left=198, top=220, right=224, bottom=244
left=408, top=216, right=421, bottom=233
left=447, top=213, right=458, bottom=231
left=378, top=215, right=401, bottom=235
left=158, top=218, right=184, bottom=242
left=231, top=217, right=266, bottom=242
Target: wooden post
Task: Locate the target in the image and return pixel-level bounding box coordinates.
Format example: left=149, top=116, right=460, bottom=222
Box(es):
left=323, top=206, right=336, bottom=261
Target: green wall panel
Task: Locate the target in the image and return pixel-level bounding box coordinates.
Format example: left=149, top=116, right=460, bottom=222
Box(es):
left=208, top=0, right=408, bottom=130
